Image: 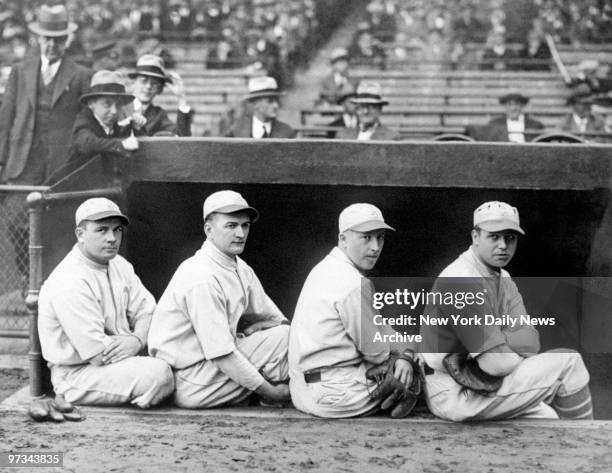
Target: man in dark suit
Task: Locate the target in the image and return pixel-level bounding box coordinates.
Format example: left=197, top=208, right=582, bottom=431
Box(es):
left=0, top=4, right=91, bottom=295
left=124, top=54, right=192, bottom=137
left=558, top=85, right=605, bottom=138
left=0, top=4, right=92, bottom=185
left=336, top=82, right=400, bottom=140
left=470, top=92, right=544, bottom=142
left=66, top=70, right=139, bottom=174
left=225, top=76, right=296, bottom=138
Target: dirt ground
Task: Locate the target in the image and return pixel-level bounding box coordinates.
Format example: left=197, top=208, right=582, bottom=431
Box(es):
left=1, top=368, right=611, bottom=473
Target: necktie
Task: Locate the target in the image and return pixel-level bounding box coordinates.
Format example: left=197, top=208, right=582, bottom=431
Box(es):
left=262, top=124, right=269, bottom=138
left=41, top=59, right=58, bottom=86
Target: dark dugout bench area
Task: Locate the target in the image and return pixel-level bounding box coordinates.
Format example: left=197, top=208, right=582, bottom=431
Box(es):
left=35, top=138, right=612, bottom=418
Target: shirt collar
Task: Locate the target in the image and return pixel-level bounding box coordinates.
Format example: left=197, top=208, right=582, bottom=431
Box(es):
left=201, top=239, right=238, bottom=269
left=92, top=112, right=113, bottom=136
left=134, top=97, right=150, bottom=114
left=252, top=115, right=271, bottom=136
left=330, top=246, right=365, bottom=276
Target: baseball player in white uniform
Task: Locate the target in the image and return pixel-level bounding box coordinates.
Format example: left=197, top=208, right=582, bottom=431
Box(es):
left=148, top=190, right=291, bottom=408
left=289, top=203, right=417, bottom=418
left=38, top=198, right=174, bottom=407
left=420, top=201, right=593, bottom=421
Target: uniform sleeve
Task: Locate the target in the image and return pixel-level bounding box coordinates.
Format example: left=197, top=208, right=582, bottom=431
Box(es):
left=244, top=269, right=287, bottom=324
left=211, top=350, right=265, bottom=391
left=501, top=279, right=540, bottom=356
left=432, top=277, right=507, bottom=356
left=49, top=281, right=113, bottom=361
left=185, top=279, right=236, bottom=359
left=337, top=280, right=389, bottom=365
left=124, top=265, right=157, bottom=344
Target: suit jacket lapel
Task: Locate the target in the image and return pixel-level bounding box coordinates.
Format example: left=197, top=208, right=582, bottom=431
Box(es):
left=52, top=58, right=75, bottom=107
left=25, top=58, right=40, bottom=109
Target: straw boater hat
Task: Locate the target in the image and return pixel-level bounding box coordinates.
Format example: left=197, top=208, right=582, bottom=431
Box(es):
left=245, top=76, right=284, bottom=101
left=127, top=54, right=171, bottom=83
left=28, top=4, right=78, bottom=37
left=330, top=47, right=349, bottom=64
left=499, top=91, right=530, bottom=105
left=79, top=70, right=134, bottom=105
left=350, top=81, right=389, bottom=106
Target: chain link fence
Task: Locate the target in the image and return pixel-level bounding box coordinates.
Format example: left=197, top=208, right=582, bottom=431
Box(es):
left=0, top=188, right=32, bottom=337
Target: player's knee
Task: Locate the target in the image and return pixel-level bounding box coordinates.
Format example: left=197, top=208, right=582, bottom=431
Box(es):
left=139, top=358, right=175, bottom=396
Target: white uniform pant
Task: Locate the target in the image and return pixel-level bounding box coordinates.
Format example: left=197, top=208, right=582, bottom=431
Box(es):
left=289, top=363, right=380, bottom=418
left=50, top=356, right=175, bottom=408
left=424, top=350, right=590, bottom=422
left=173, top=325, right=289, bottom=408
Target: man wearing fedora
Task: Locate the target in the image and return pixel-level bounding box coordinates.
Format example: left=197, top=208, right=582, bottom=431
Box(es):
left=473, top=92, right=544, bottom=143
left=0, top=4, right=91, bottom=301
left=65, top=70, right=139, bottom=174
left=558, top=84, right=605, bottom=137
left=149, top=190, right=291, bottom=408
left=122, top=54, right=193, bottom=137
left=225, top=76, right=296, bottom=138
left=318, top=47, right=358, bottom=107
left=336, top=81, right=400, bottom=140
left=326, top=86, right=358, bottom=138
left=0, top=4, right=91, bottom=186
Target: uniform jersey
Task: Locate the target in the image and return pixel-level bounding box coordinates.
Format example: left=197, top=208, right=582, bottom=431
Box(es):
left=38, top=244, right=156, bottom=366
left=421, top=246, right=539, bottom=371
left=289, top=246, right=391, bottom=373
left=148, top=239, right=287, bottom=368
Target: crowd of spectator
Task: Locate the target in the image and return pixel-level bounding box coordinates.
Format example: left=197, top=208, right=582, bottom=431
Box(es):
left=344, top=0, right=612, bottom=71
left=1, top=0, right=351, bottom=89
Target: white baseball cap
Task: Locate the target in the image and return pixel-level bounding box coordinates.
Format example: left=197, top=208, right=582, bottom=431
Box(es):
left=473, top=201, right=524, bottom=234
left=339, top=203, right=395, bottom=233
left=203, top=190, right=259, bottom=222
left=75, top=198, right=129, bottom=226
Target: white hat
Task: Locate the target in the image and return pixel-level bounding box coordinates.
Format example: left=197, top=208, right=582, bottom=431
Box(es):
left=350, top=81, right=389, bottom=106
left=245, top=76, right=284, bottom=101
left=339, top=203, right=395, bottom=233
left=203, top=190, right=259, bottom=222
left=330, top=47, right=349, bottom=63
left=473, top=201, right=524, bottom=234
left=28, top=4, right=78, bottom=37
left=75, top=198, right=129, bottom=226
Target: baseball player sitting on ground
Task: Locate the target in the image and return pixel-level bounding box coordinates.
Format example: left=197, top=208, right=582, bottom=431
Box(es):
left=289, top=204, right=419, bottom=418
left=420, top=201, right=593, bottom=421
left=38, top=198, right=174, bottom=408
left=148, top=190, right=291, bottom=408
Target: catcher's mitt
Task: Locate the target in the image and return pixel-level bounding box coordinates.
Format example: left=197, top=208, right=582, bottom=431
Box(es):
left=442, top=353, right=504, bottom=394
left=27, top=395, right=84, bottom=423
left=366, top=352, right=421, bottom=418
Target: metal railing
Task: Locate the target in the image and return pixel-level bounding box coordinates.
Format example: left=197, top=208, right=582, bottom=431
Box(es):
left=26, top=186, right=123, bottom=397
left=0, top=185, right=49, bottom=339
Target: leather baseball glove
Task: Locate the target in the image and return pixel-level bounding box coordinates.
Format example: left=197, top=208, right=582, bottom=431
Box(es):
left=442, top=353, right=504, bottom=394
left=27, top=395, right=84, bottom=422
left=366, top=351, right=421, bottom=418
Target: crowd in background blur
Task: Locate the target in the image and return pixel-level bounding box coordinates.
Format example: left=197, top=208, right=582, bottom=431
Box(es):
left=0, top=0, right=351, bottom=88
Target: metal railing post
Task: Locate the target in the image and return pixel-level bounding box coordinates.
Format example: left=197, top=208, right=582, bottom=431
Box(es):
left=26, top=191, right=45, bottom=398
